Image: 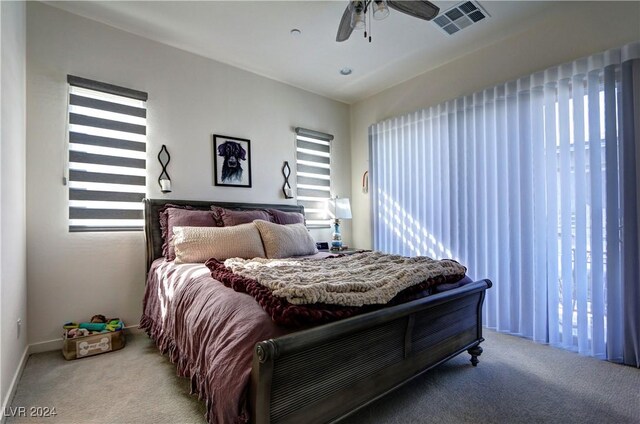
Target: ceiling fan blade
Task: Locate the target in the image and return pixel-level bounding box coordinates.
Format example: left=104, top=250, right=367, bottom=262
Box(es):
left=336, top=3, right=354, bottom=42
left=387, top=0, right=440, bottom=21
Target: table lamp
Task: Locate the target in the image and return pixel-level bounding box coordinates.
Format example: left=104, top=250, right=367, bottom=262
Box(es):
left=330, top=197, right=352, bottom=250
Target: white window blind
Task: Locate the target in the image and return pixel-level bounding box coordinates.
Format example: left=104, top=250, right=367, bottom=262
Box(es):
left=294, top=127, right=333, bottom=228
left=67, top=75, right=148, bottom=232
left=369, top=41, right=640, bottom=362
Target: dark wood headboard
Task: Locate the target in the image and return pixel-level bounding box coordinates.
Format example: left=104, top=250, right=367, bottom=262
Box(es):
left=144, top=198, right=304, bottom=271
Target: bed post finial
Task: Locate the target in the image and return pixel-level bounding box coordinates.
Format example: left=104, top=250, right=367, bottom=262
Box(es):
left=256, top=340, right=279, bottom=363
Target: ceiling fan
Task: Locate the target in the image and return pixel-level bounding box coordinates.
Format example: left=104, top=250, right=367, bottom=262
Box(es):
left=337, top=0, right=440, bottom=42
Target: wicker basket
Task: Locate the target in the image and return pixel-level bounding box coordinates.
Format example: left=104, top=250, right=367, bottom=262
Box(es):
left=62, top=325, right=125, bottom=360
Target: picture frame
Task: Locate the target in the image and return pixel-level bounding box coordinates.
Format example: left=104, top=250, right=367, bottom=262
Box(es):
left=213, top=134, right=252, bottom=188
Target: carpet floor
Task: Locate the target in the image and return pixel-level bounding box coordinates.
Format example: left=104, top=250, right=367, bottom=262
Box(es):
left=6, top=329, right=640, bottom=424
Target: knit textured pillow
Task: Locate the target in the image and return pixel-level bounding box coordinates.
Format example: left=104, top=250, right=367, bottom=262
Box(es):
left=173, top=223, right=266, bottom=264
left=253, top=220, right=318, bottom=259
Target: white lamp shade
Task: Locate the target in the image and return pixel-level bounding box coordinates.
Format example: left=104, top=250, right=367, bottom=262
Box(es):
left=331, top=198, right=352, bottom=219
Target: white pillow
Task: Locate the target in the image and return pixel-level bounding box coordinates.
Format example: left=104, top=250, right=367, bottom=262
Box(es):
left=173, top=223, right=266, bottom=263
left=253, top=220, right=318, bottom=259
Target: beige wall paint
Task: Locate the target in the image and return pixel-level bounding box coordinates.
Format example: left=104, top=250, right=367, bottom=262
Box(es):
left=350, top=1, right=640, bottom=249
left=1, top=0, right=28, bottom=410
left=26, top=3, right=351, bottom=345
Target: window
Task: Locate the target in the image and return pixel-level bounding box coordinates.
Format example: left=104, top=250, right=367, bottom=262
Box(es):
left=368, top=44, right=637, bottom=362
left=294, top=127, right=333, bottom=228
left=66, top=75, right=148, bottom=232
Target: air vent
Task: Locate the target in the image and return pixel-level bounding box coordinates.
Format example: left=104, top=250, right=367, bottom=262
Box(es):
left=433, top=1, right=490, bottom=35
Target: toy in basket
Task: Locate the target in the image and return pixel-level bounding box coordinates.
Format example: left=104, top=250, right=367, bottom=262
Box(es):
left=62, top=314, right=125, bottom=360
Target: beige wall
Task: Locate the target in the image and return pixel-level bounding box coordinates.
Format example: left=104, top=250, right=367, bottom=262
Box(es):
left=350, top=1, right=640, bottom=249
left=26, top=2, right=351, bottom=346
left=1, top=0, right=28, bottom=412
left=22, top=0, right=640, bottom=348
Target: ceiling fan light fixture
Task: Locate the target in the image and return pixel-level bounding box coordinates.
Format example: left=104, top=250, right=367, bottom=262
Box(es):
left=372, top=0, right=390, bottom=20
left=336, top=0, right=439, bottom=42
left=350, top=1, right=366, bottom=30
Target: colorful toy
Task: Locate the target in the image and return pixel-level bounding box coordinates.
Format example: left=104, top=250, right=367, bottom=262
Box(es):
left=105, top=319, right=123, bottom=332
left=78, top=318, right=123, bottom=332
left=67, top=328, right=90, bottom=338
left=64, top=315, right=124, bottom=342
left=79, top=322, right=106, bottom=331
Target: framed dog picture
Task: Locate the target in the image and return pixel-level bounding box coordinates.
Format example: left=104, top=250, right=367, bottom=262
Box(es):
left=213, top=134, right=252, bottom=188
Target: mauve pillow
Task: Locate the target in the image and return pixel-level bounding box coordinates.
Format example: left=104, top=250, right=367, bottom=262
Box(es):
left=253, top=220, right=318, bottom=259
left=267, top=209, right=305, bottom=225
left=173, top=223, right=266, bottom=264
left=165, top=208, right=219, bottom=261
left=211, top=206, right=273, bottom=226
left=160, top=204, right=195, bottom=258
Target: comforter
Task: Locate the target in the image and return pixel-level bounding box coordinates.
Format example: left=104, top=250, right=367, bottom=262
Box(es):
left=206, top=252, right=466, bottom=327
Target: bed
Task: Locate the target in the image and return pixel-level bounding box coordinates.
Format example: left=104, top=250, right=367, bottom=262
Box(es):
left=141, top=198, right=492, bottom=424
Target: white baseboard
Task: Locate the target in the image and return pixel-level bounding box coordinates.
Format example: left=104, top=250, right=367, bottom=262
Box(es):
left=1, top=345, right=29, bottom=424
left=125, top=324, right=142, bottom=334
left=27, top=338, right=62, bottom=354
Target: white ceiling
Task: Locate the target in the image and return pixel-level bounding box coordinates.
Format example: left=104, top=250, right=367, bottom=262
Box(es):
left=46, top=1, right=558, bottom=104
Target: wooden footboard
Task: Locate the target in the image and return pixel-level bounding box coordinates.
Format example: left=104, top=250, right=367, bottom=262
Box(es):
left=250, top=279, right=492, bottom=424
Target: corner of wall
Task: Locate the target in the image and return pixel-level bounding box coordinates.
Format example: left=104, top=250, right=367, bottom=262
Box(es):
left=0, top=0, right=28, bottom=413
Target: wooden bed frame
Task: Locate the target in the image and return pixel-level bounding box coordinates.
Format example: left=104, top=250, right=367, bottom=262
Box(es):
left=144, top=198, right=492, bottom=424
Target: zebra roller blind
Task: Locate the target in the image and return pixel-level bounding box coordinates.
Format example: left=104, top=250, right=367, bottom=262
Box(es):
left=67, top=75, right=148, bottom=232
left=295, top=127, right=333, bottom=228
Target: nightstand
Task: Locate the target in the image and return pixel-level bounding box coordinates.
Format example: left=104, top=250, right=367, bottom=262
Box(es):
left=319, top=248, right=366, bottom=255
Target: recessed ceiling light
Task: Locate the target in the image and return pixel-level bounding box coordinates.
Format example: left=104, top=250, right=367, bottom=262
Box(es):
left=290, top=28, right=302, bottom=36
left=340, top=67, right=353, bottom=76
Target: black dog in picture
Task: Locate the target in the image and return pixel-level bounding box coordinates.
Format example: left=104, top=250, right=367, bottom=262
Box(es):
left=218, top=141, right=247, bottom=183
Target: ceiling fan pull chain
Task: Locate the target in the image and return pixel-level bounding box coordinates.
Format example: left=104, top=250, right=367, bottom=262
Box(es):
left=367, top=0, right=372, bottom=42
left=369, top=2, right=372, bottom=42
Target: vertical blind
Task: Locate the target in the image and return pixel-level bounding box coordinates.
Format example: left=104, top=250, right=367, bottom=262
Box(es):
left=369, top=42, right=640, bottom=361
left=67, top=75, right=148, bottom=232
left=295, top=127, right=333, bottom=228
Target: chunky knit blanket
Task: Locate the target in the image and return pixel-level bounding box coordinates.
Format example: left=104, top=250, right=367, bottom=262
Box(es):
left=215, top=251, right=466, bottom=307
